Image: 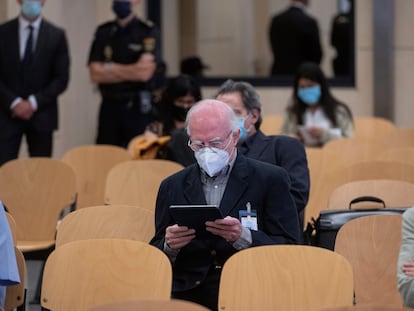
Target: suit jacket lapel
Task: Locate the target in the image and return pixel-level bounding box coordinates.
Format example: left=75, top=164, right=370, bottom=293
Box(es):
left=246, top=131, right=269, bottom=159
left=33, top=20, right=47, bottom=61
left=219, top=154, right=249, bottom=215
left=10, top=19, right=21, bottom=68
left=183, top=165, right=207, bottom=204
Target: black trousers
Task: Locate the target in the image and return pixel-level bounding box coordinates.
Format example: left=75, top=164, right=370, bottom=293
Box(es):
left=96, top=97, right=153, bottom=148
left=0, top=119, right=52, bottom=166
left=172, top=266, right=221, bottom=311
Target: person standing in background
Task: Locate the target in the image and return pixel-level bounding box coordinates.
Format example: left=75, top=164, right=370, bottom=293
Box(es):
left=88, top=0, right=161, bottom=147
left=0, top=0, right=70, bottom=166
left=330, top=0, right=352, bottom=76
left=269, top=0, right=322, bottom=76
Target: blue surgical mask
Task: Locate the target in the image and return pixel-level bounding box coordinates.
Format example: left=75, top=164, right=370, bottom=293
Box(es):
left=112, top=1, right=132, bottom=19
left=237, top=117, right=248, bottom=142
left=297, top=85, right=321, bottom=105
left=21, top=0, right=42, bottom=19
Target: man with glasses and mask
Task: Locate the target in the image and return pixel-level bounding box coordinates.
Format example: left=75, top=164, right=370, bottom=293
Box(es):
left=88, top=0, right=161, bottom=147
left=216, top=79, right=309, bottom=227
left=164, top=80, right=310, bottom=228
left=150, top=99, right=300, bottom=311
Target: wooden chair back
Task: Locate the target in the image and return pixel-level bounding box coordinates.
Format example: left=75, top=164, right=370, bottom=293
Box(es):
left=307, top=161, right=414, bottom=225
left=353, top=116, right=396, bottom=140
left=41, top=239, right=172, bottom=311
left=86, top=299, right=209, bottom=311
left=381, top=127, right=414, bottom=149
left=218, top=245, right=354, bottom=311
left=0, top=158, right=76, bottom=252
left=320, top=305, right=411, bottom=311
left=322, top=138, right=386, bottom=168
left=260, top=114, right=283, bottom=135
left=304, top=146, right=346, bottom=225
left=328, top=179, right=414, bottom=210
left=377, top=147, right=414, bottom=166
left=335, top=215, right=403, bottom=306
left=105, top=160, right=184, bottom=210
left=55, top=205, right=155, bottom=247
left=337, top=161, right=414, bottom=184
left=62, top=145, right=131, bottom=209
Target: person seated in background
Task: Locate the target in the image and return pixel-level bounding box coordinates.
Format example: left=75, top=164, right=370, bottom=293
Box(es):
left=215, top=79, right=309, bottom=225
left=0, top=202, right=20, bottom=310
left=130, top=74, right=201, bottom=160
left=151, top=74, right=202, bottom=136
left=280, top=62, right=354, bottom=147
left=398, top=207, right=414, bottom=308
left=150, top=75, right=201, bottom=165
left=150, top=99, right=300, bottom=311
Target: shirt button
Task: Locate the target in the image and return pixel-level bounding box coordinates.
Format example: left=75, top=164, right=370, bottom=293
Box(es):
left=214, top=185, right=218, bottom=189
left=211, top=250, right=216, bottom=256
left=195, top=280, right=201, bottom=285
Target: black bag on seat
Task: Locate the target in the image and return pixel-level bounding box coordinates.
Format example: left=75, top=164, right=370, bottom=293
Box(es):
left=306, top=196, right=408, bottom=250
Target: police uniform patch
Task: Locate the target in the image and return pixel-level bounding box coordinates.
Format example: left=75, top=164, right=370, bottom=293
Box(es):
left=104, top=45, right=112, bottom=61
left=128, top=43, right=143, bottom=52
left=143, top=37, right=155, bottom=52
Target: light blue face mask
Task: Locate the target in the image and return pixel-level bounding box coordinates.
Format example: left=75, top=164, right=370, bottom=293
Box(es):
left=22, top=0, right=42, bottom=19
left=237, top=117, right=248, bottom=142
left=297, top=85, right=321, bottom=106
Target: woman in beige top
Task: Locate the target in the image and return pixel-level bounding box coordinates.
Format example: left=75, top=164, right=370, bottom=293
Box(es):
left=281, top=62, right=354, bottom=147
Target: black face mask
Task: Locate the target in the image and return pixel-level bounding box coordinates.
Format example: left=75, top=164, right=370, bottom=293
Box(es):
left=172, top=106, right=190, bottom=122
left=112, top=1, right=132, bottom=19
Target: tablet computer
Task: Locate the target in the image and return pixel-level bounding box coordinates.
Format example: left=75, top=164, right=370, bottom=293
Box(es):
left=169, top=204, right=223, bottom=238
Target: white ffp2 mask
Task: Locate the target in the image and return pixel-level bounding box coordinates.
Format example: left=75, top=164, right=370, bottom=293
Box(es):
left=195, top=148, right=230, bottom=177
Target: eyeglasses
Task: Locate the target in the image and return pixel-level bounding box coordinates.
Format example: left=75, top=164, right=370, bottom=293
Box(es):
left=188, top=131, right=233, bottom=152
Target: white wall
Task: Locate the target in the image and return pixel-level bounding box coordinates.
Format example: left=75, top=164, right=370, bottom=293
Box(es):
left=202, top=0, right=375, bottom=121
left=1, top=0, right=412, bottom=159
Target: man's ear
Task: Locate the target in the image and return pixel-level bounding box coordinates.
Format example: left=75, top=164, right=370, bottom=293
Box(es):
left=251, top=108, right=260, bottom=124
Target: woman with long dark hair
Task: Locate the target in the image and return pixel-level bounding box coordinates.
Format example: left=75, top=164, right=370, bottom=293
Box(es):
left=281, top=62, right=353, bottom=146
left=153, top=74, right=202, bottom=136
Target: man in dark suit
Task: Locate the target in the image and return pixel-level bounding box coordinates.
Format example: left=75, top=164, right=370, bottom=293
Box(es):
left=0, top=0, right=70, bottom=166
left=216, top=80, right=310, bottom=220
left=165, top=80, right=310, bottom=226
left=269, top=0, right=322, bottom=75
left=151, top=99, right=300, bottom=311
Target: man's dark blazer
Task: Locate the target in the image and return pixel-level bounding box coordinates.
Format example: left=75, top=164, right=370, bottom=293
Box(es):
left=0, top=18, right=70, bottom=132
left=150, top=153, right=300, bottom=292
left=269, top=6, right=322, bottom=75
left=166, top=129, right=310, bottom=214
left=241, top=130, right=309, bottom=213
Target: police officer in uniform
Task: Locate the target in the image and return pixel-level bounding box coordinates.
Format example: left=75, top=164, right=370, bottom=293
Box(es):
left=88, top=0, right=161, bottom=147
